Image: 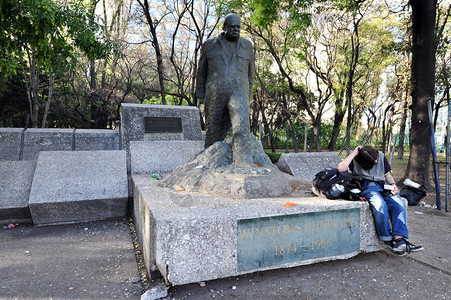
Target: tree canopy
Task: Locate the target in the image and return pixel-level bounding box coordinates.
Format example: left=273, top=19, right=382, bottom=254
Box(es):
left=0, top=0, right=114, bottom=75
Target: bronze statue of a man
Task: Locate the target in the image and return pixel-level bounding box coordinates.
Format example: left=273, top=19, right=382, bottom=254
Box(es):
left=196, top=13, right=255, bottom=167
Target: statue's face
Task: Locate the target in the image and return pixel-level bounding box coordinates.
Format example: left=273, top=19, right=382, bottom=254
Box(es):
left=224, top=16, right=241, bottom=41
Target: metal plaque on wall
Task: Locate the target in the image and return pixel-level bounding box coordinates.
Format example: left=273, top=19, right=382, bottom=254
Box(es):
left=237, top=208, right=360, bottom=271
left=144, top=117, right=183, bottom=133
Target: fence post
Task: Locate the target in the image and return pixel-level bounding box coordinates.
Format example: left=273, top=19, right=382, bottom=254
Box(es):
left=446, top=101, right=450, bottom=212
left=390, top=135, right=398, bottom=166
left=428, top=100, right=441, bottom=210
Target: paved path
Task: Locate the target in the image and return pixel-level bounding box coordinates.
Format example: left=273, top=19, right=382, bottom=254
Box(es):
left=167, top=206, right=450, bottom=300
left=0, top=206, right=449, bottom=300
left=0, top=220, right=142, bottom=299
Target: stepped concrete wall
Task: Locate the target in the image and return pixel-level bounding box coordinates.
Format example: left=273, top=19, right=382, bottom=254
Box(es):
left=0, top=128, right=121, bottom=161
left=0, top=128, right=23, bottom=160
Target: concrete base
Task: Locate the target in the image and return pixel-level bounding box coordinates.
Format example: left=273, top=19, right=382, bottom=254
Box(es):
left=0, top=161, right=36, bottom=224
left=29, top=151, right=129, bottom=225
left=133, top=175, right=382, bottom=286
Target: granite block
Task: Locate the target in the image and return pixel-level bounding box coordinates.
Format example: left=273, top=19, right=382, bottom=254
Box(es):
left=276, top=152, right=343, bottom=181
left=132, top=175, right=382, bottom=286
left=130, top=141, right=204, bottom=175
left=0, top=161, right=35, bottom=223
left=0, top=128, right=23, bottom=160
left=74, top=129, right=120, bottom=151
left=121, top=104, right=203, bottom=153
left=29, top=151, right=128, bottom=225
left=22, top=128, right=74, bottom=160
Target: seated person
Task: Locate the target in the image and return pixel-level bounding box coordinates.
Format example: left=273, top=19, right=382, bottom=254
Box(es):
left=338, top=145, right=423, bottom=255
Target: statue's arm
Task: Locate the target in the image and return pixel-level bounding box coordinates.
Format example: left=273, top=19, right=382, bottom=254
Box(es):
left=196, top=44, right=208, bottom=104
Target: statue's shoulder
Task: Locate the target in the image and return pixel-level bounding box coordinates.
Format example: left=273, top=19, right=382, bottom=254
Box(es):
left=203, top=36, right=219, bottom=47
left=239, top=37, right=253, bottom=48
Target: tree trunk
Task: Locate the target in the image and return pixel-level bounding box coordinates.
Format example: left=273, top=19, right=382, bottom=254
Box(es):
left=344, top=16, right=361, bottom=154
left=287, top=119, right=299, bottom=153
left=381, top=105, right=394, bottom=153
left=327, top=101, right=345, bottom=151
left=406, top=0, right=437, bottom=187
left=41, top=72, right=54, bottom=128
left=312, top=122, right=321, bottom=152
left=354, top=110, right=362, bottom=140
left=89, top=59, right=99, bottom=128
left=139, top=0, right=166, bottom=104
left=397, top=98, right=408, bottom=159
left=251, top=94, right=259, bottom=136
left=29, top=49, right=39, bottom=128
left=264, top=124, right=276, bottom=153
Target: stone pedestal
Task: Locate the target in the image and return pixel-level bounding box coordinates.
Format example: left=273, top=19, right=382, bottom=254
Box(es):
left=133, top=175, right=382, bottom=286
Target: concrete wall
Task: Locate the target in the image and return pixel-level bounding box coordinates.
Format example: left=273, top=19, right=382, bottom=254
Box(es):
left=0, top=128, right=121, bottom=161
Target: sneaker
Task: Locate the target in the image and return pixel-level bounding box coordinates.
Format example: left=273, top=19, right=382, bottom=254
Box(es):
left=384, top=240, right=393, bottom=250
left=391, top=238, right=407, bottom=255
left=403, top=239, right=423, bottom=253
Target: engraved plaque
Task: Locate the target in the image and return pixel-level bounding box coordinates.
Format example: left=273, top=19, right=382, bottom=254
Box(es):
left=237, top=208, right=360, bottom=271
left=144, top=117, right=182, bottom=133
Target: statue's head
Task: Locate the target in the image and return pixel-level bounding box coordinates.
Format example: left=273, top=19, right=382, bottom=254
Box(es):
left=223, top=13, right=241, bottom=42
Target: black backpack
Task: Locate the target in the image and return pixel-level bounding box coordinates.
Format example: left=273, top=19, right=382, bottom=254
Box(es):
left=400, top=185, right=427, bottom=206
left=311, top=167, right=354, bottom=199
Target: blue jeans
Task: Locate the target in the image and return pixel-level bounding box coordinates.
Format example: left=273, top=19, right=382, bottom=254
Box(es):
left=361, top=184, right=409, bottom=241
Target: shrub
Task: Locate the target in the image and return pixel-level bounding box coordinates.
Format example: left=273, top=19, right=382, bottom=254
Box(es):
left=265, top=151, right=282, bottom=163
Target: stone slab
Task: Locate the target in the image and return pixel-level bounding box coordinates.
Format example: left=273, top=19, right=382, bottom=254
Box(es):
left=130, top=141, right=204, bottom=175
left=22, top=128, right=74, bottom=160
left=0, top=128, right=23, bottom=160
left=29, top=151, right=128, bottom=225
left=74, top=129, right=121, bottom=151
left=276, top=152, right=343, bottom=181
left=121, top=104, right=203, bottom=153
left=0, top=161, right=36, bottom=223
left=133, top=175, right=382, bottom=286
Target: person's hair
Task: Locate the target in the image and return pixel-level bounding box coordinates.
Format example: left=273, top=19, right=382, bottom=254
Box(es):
left=355, top=145, right=379, bottom=170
